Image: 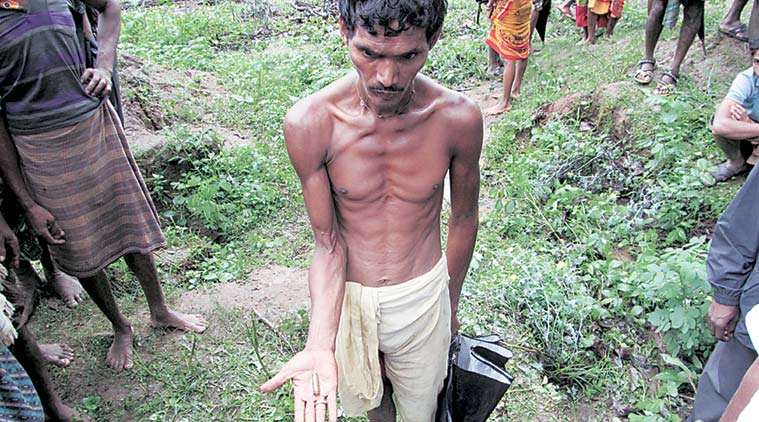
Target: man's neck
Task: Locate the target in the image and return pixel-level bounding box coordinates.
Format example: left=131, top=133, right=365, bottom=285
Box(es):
left=356, top=79, right=416, bottom=119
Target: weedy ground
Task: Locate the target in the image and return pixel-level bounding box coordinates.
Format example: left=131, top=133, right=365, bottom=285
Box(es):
left=28, top=0, right=753, bottom=420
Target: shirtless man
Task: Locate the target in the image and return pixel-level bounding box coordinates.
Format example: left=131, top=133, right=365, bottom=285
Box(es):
left=260, top=1, right=482, bottom=421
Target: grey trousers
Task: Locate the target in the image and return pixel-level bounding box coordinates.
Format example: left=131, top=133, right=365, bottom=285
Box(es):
left=688, top=337, right=758, bottom=422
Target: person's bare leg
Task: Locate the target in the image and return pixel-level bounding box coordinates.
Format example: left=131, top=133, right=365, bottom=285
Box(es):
left=644, top=0, right=666, bottom=60
left=79, top=270, right=135, bottom=370
left=606, top=17, right=619, bottom=36
left=715, top=135, right=747, bottom=170
left=721, top=0, right=748, bottom=31
left=367, top=378, right=396, bottom=422
left=749, top=0, right=759, bottom=49
left=588, top=11, right=599, bottom=44
left=40, top=248, right=84, bottom=308
left=667, top=0, right=703, bottom=79
left=486, top=59, right=516, bottom=115
left=487, top=46, right=502, bottom=74
left=38, top=343, right=75, bottom=367
left=511, top=58, right=528, bottom=99
left=14, top=260, right=76, bottom=367
left=12, top=326, right=79, bottom=421
left=579, top=26, right=589, bottom=44
left=123, top=252, right=207, bottom=333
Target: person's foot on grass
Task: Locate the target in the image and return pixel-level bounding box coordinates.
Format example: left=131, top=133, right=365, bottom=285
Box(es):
left=487, top=65, right=504, bottom=77
left=718, top=22, right=748, bottom=42
left=704, top=162, right=748, bottom=186
left=106, top=325, right=134, bottom=371
left=40, top=343, right=75, bottom=367
left=510, top=88, right=521, bottom=99
left=49, top=400, right=88, bottom=422
left=654, top=71, right=678, bottom=96
left=149, top=309, right=208, bottom=333
left=45, top=268, right=84, bottom=308
left=485, top=101, right=512, bottom=116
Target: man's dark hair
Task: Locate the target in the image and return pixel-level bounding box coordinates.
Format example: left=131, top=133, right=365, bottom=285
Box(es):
left=338, top=0, right=447, bottom=44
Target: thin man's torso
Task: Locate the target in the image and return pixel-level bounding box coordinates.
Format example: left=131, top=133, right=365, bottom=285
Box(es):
left=314, top=73, right=469, bottom=287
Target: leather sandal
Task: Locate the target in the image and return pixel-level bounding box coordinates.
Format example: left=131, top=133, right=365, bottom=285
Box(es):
left=634, top=58, right=656, bottom=85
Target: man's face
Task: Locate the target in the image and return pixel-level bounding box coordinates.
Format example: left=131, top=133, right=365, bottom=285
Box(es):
left=753, top=50, right=759, bottom=74
left=341, top=21, right=436, bottom=113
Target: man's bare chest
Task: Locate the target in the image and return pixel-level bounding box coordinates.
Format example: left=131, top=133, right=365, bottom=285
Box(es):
left=326, top=128, right=450, bottom=203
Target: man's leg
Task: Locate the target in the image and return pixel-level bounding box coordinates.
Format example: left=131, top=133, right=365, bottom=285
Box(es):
left=749, top=0, right=759, bottom=50
left=668, top=0, right=703, bottom=79
left=14, top=260, right=76, bottom=367
left=485, top=59, right=517, bottom=115
left=123, top=252, right=207, bottom=333
left=11, top=326, right=78, bottom=421
left=715, top=135, right=747, bottom=170
left=643, top=0, right=666, bottom=60
left=687, top=337, right=757, bottom=422
left=487, top=46, right=502, bottom=74
left=588, top=11, right=600, bottom=44
left=511, top=58, right=529, bottom=99
left=40, top=247, right=84, bottom=308
left=79, top=270, right=135, bottom=370
left=606, top=16, right=619, bottom=36
left=720, top=0, right=749, bottom=32
left=367, top=356, right=396, bottom=422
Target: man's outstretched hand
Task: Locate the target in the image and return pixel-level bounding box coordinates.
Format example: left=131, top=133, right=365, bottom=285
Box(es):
left=260, top=350, right=338, bottom=422
left=707, top=300, right=740, bottom=342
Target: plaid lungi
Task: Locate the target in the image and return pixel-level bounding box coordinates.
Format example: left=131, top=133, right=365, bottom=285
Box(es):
left=0, top=345, right=43, bottom=422
left=11, top=101, right=165, bottom=278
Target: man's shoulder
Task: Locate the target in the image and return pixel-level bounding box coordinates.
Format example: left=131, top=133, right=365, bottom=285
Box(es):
left=420, top=77, right=481, bottom=126
left=423, top=78, right=482, bottom=141
left=284, top=74, right=351, bottom=134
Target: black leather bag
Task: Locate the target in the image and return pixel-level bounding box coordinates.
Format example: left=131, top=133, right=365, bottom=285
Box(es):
left=436, top=334, right=514, bottom=422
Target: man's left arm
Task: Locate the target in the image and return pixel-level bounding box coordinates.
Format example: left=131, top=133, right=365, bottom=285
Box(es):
left=446, top=99, right=483, bottom=333
left=79, top=0, right=120, bottom=97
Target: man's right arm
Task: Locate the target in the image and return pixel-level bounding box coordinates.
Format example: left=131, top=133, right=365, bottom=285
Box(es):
left=712, top=98, right=759, bottom=139
left=0, top=117, right=64, bottom=245
left=260, top=101, right=342, bottom=422
left=706, top=166, right=759, bottom=340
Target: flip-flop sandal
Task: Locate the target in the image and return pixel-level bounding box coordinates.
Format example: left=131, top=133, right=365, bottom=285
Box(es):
left=654, top=71, right=679, bottom=96
left=719, top=23, right=749, bottom=42
left=705, top=162, right=747, bottom=186
left=634, top=59, right=656, bottom=85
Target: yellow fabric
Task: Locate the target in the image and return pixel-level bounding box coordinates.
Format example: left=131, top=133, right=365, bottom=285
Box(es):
left=589, top=0, right=611, bottom=15
left=486, top=0, right=532, bottom=60
left=335, top=257, right=451, bottom=421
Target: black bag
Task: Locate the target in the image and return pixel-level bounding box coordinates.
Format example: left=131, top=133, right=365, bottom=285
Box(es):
left=436, top=334, right=514, bottom=422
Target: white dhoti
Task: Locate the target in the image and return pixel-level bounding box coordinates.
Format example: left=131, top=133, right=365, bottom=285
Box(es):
left=335, top=257, right=451, bottom=422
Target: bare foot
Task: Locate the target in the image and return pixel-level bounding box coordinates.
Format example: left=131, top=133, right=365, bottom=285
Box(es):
left=49, top=403, right=87, bottom=422
left=150, top=310, right=208, bottom=333
left=46, top=269, right=85, bottom=308
left=106, top=326, right=134, bottom=371
left=484, top=101, right=512, bottom=116
left=39, top=343, right=75, bottom=367
left=511, top=90, right=521, bottom=100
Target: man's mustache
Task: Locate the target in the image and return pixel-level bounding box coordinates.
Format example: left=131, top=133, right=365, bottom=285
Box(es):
left=367, top=84, right=403, bottom=92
